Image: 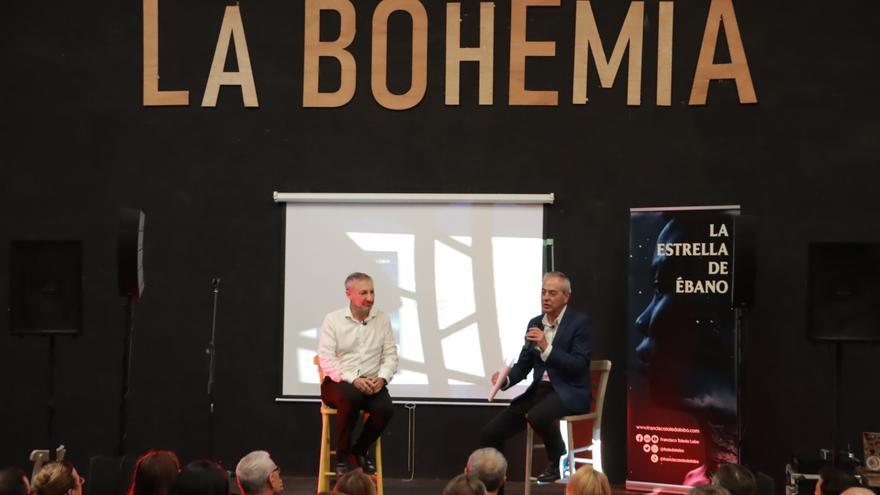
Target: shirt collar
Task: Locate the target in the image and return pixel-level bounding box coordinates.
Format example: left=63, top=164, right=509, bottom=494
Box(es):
left=542, top=305, right=567, bottom=329
left=345, top=305, right=377, bottom=323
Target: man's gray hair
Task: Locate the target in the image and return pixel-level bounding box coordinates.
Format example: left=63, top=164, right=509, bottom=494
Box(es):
left=543, top=271, right=572, bottom=294
left=466, top=448, right=507, bottom=492
left=236, top=450, right=276, bottom=495
left=344, top=272, right=373, bottom=288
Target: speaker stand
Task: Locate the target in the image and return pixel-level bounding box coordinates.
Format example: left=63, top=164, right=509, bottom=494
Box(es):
left=206, top=278, right=221, bottom=459
left=831, top=341, right=842, bottom=466
left=47, top=335, right=57, bottom=459
left=734, top=305, right=745, bottom=463
left=117, top=297, right=136, bottom=455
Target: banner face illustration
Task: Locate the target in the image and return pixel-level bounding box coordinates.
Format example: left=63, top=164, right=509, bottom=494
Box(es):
left=626, top=206, right=740, bottom=491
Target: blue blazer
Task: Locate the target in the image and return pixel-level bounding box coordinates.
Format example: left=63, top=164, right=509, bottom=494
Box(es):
left=503, top=309, right=593, bottom=413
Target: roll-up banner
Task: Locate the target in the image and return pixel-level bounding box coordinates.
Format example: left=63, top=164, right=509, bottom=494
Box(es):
left=626, top=206, right=741, bottom=492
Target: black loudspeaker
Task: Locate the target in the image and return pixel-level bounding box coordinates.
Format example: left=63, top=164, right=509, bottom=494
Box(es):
left=118, top=209, right=145, bottom=301
left=10, top=240, right=83, bottom=335
left=807, top=242, right=880, bottom=341
left=732, top=215, right=756, bottom=307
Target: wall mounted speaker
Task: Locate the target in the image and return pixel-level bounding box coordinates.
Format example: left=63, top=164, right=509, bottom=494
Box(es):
left=732, top=215, right=756, bottom=307
left=118, top=209, right=145, bottom=301
left=10, top=240, right=83, bottom=335
left=807, top=242, right=880, bottom=341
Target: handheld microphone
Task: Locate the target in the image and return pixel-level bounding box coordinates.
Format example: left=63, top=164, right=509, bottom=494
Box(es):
left=524, top=322, right=545, bottom=352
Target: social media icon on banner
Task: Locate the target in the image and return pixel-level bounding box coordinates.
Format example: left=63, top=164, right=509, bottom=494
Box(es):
left=651, top=435, right=659, bottom=443
left=636, top=434, right=644, bottom=442
left=651, top=454, right=659, bottom=463
left=651, top=445, right=659, bottom=453
left=643, top=444, right=651, bottom=453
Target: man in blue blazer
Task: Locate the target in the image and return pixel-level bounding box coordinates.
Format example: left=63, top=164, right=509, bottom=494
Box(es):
left=481, top=271, right=592, bottom=483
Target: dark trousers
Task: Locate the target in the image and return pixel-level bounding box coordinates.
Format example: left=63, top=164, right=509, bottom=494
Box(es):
left=321, top=377, right=394, bottom=457
left=481, top=382, right=575, bottom=463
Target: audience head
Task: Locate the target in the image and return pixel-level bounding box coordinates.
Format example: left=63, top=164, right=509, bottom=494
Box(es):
left=841, top=488, right=872, bottom=495
left=128, top=450, right=181, bottom=495
left=712, top=463, right=757, bottom=495
left=0, top=467, right=30, bottom=495
left=169, top=461, right=228, bottom=495
left=235, top=451, right=283, bottom=495
left=333, top=470, right=374, bottom=495
left=688, top=486, right=732, bottom=495
left=816, top=466, right=859, bottom=495
left=31, top=462, right=83, bottom=495
left=442, top=474, right=485, bottom=495
left=566, top=466, right=611, bottom=495
left=465, top=448, right=506, bottom=493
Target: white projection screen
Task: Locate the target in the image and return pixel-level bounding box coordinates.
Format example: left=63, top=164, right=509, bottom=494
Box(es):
left=278, top=194, right=550, bottom=404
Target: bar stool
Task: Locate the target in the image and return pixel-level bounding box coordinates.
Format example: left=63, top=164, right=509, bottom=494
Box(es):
left=314, top=356, right=384, bottom=495
left=524, top=359, right=612, bottom=495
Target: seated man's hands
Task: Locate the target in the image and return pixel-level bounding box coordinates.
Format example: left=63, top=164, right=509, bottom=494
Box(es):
left=364, top=376, right=386, bottom=394
left=353, top=377, right=373, bottom=394
left=354, top=376, right=386, bottom=394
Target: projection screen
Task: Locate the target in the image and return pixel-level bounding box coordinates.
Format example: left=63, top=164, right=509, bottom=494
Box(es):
left=277, top=193, right=551, bottom=404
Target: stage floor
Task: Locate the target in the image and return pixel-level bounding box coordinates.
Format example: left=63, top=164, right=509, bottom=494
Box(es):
left=280, top=476, right=633, bottom=495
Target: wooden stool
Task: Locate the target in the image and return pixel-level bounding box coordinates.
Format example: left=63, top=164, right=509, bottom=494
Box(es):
left=314, top=356, right=384, bottom=495
left=524, top=360, right=612, bottom=495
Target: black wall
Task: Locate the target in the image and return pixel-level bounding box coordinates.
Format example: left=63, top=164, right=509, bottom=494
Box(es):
left=2, top=0, right=879, bottom=488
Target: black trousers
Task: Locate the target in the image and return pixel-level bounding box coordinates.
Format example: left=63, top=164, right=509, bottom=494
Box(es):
left=481, top=382, right=576, bottom=463
left=321, top=377, right=394, bottom=457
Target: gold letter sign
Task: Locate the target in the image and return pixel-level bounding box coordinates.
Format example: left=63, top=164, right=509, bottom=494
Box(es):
left=142, top=0, right=189, bottom=106
left=689, top=0, right=757, bottom=105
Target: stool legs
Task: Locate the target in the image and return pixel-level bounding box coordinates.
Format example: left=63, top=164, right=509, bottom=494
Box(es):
left=318, top=411, right=333, bottom=493
left=318, top=409, right=383, bottom=495
left=524, top=425, right=534, bottom=495
left=375, top=437, right=383, bottom=495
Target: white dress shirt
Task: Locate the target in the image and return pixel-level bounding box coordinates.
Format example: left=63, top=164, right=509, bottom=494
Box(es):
left=318, top=306, right=399, bottom=384
left=539, top=305, right=567, bottom=380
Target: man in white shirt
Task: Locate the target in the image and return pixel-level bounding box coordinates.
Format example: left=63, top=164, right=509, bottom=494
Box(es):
left=318, top=272, right=399, bottom=476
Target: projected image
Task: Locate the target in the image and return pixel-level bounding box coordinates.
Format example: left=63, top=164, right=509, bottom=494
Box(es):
left=281, top=203, right=544, bottom=402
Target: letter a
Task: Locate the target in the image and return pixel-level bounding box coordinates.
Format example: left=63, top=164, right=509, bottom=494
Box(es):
left=689, top=0, right=757, bottom=105
left=202, top=5, right=259, bottom=107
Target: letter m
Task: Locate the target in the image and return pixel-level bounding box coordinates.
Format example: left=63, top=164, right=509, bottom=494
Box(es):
left=572, top=1, right=644, bottom=105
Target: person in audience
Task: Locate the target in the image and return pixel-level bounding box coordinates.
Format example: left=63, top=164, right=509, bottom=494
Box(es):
left=566, top=466, right=611, bottom=495
left=815, top=466, right=859, bottom=495
left=712, top=463, right=757, bottom=495
left=235, top=451, right=283, bottom=495
left=688, top=486, right=732, bottom=495
left=318, top=272, right=399, bottom=475
left=465, top=448, right=506, bottom=495
left=128, top=450, right=181, bottom=495
left=31, top=462, right=84, bottom=495
left=840, top=488, right=873, bottom=495
left=0, top=467, right=30, bottom=495
left=169, top=461, right=228, bottom=495
left=442, top=474, right=486, bottom=495
left=332, top=470, right=374, bottom=495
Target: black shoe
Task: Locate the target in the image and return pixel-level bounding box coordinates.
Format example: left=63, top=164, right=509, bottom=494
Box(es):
left=356, top=453, right=377, bottom=474
left=335, top=453, right=355, bottom=477
left=536, top=462, right=560, bottom=483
